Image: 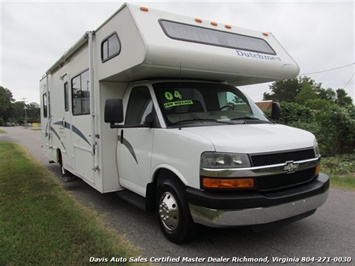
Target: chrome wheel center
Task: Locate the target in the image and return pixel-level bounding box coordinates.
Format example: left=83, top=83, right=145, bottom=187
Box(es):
left=159, top=192, right=179, bottom=231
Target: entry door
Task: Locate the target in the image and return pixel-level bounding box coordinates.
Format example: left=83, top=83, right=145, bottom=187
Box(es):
left=41, top=88, right=51, bottom=154
left=117, top=86, right=155, bottom=196
left=59, top=75, right=72, bottom=168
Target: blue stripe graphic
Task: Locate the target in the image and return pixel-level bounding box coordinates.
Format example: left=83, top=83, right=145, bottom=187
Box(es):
left=53, top=121, right=91, bottom=146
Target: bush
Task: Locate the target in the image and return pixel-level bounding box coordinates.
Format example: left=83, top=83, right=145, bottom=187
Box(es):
left=279, top=102, right=313, bottom=124
left=314, top=104, right=355, bottom=156
left=278, top=102, right=355, bottom=157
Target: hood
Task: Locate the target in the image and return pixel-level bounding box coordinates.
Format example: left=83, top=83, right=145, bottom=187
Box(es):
left=184, top=123, right=316, bottom=154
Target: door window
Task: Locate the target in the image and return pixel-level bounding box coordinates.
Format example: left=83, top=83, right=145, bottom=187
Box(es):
left=64, top=82, right=69, bottom=112
left=125, top=86, right=153, bottom=125
left=42, top=93, right=48, bottom=118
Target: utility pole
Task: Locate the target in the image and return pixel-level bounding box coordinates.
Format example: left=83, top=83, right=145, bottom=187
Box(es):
left=22, top=98, right=28, bottom=128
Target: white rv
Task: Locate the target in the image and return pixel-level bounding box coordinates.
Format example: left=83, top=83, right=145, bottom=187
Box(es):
left=40, top=3, right=329, bottom=243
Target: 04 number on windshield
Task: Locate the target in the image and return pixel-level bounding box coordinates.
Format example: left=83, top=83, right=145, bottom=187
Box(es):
left=164, top=91, right=182, bottom=101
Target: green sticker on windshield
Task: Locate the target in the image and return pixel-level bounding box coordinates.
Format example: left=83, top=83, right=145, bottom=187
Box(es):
left=164, top=100, right=193, bottom=108
left=164, top=90, right=182, bottom=101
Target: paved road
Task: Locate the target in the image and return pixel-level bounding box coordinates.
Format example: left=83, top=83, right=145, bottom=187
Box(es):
left=1, top=126, right=354, bottom=265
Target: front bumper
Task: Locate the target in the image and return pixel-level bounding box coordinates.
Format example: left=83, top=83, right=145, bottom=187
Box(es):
left=187, top=172, right=329, bottom=228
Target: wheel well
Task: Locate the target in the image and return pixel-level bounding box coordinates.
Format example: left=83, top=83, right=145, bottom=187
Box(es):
left=145, top=168, right=185, bottom=212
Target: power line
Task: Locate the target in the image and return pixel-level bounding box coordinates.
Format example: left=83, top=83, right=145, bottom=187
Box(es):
left=344, top=71, right=355, bottom=89
left=300, top=62, right=355, bottom=75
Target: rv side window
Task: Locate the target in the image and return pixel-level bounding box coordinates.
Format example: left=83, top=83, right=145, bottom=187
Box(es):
left=43, top=93, right=48, bottom=118
left=160, top=20, right=276, bottom=55
left=101, top=33, right=121, bottom=62
left=72, top=70, right=90, bottom=115
left=64, top=82, right=69, bottom=112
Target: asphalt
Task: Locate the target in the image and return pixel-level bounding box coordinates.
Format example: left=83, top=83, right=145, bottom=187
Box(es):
left=1, top=126, right=354, bottom=266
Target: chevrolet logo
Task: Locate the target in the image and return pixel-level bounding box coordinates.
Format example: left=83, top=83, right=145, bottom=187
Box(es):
left=284, top=161, right=299, bottom=174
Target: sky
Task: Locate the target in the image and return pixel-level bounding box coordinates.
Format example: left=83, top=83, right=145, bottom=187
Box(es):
left=1, top=0, right=354, bottom=104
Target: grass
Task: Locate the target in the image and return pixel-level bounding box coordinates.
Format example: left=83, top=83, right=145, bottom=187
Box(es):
left=322, top=153, right=355, bottom=191
left=0, top=141, right=143, bottom=266
left=0, top=129, right=6, bottom=134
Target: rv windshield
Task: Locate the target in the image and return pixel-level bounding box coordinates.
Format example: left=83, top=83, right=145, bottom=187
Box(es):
left=153, top=82, right=270, bottom=127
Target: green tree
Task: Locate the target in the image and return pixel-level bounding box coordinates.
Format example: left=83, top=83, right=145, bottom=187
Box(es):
left=263, top=78, right=301, bottom=102
left=314, top=104, right=355, bottom=156
left=0, top=86, right=15, bottom=125
left=279, top=101, right=313, bottom=125
left=299, top=76, right=322, bottom=91
left=295, top=82, right=318, bottom=105
left=9, top=101, right=26, bottom=124
left=26, top=102, right=40, bottom=123
left=336, top=88, right=353, bottom=106
left=8, top=101, right=40, bottom=124
left=272, top=77, right=355, bottom=156
left=263, top=76, right=323, bottom=102
left=0, top=86, right=40, bottom=125
left=316, top=87, right=336, bottom=102
left=304, top=98, right=331, bottom=110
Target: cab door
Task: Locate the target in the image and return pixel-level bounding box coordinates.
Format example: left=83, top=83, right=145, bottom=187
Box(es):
left=117, top=85, right=156, bottom=196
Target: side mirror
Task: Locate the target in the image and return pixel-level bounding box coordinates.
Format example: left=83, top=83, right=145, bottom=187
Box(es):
left=271, top=102, right=281, bottom=120
left=104, top=98, right=124, bottom=127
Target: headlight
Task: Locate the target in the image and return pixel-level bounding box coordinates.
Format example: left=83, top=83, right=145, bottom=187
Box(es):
left=314, top=142, right=321, bottom=158
left=200, top=152, right=251, bottom=168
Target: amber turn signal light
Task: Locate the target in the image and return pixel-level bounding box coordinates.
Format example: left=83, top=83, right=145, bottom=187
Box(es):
left=202, top=177, right=255, bottom=189
left=315, top=164, right=321, bottom=175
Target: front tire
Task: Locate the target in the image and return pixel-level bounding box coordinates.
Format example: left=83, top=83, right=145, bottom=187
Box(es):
left=156, top=178, right=198, bottom=244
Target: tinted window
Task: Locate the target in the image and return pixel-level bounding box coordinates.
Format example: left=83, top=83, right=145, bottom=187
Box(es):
left=101, top=33, right=121, bottom=62
left=72, top=70, right=90, bottom=115
left=64, top=82, right=69, bottom=111
left=160, top=20, right=275, bottom=55
left=154, top=82, right=269, bottom=127
left=43, top=93, right=48, bottom=118
left=125, top=86, right=153, bottom=125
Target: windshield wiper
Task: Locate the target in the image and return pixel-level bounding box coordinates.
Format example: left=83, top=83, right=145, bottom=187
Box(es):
left=175, top=118, right=234, bottom=125
left=231, top=117, right=270, bottom=124
left=231, top=116, right=259, bottom=121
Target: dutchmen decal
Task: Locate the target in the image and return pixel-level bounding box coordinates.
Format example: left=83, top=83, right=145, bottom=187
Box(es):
left=236, top=50, right=281, bottom=61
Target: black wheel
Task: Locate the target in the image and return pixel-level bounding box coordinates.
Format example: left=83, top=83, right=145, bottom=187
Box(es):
left=61, top=164, right=69, bottom=177
left=58, top=150, right=69, bottom=177
left=156, top=178, right=198, bottom=244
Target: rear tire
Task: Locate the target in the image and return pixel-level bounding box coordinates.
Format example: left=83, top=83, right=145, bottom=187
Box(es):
left=61, top=165, right=69, bottom=177
left=58, top=150, right=70, bottom=177
left=156, top=178, right=198, bottom=244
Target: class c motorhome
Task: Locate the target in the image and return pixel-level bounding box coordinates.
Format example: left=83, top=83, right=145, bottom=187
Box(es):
left=40, top=3, right=329, bottom=243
